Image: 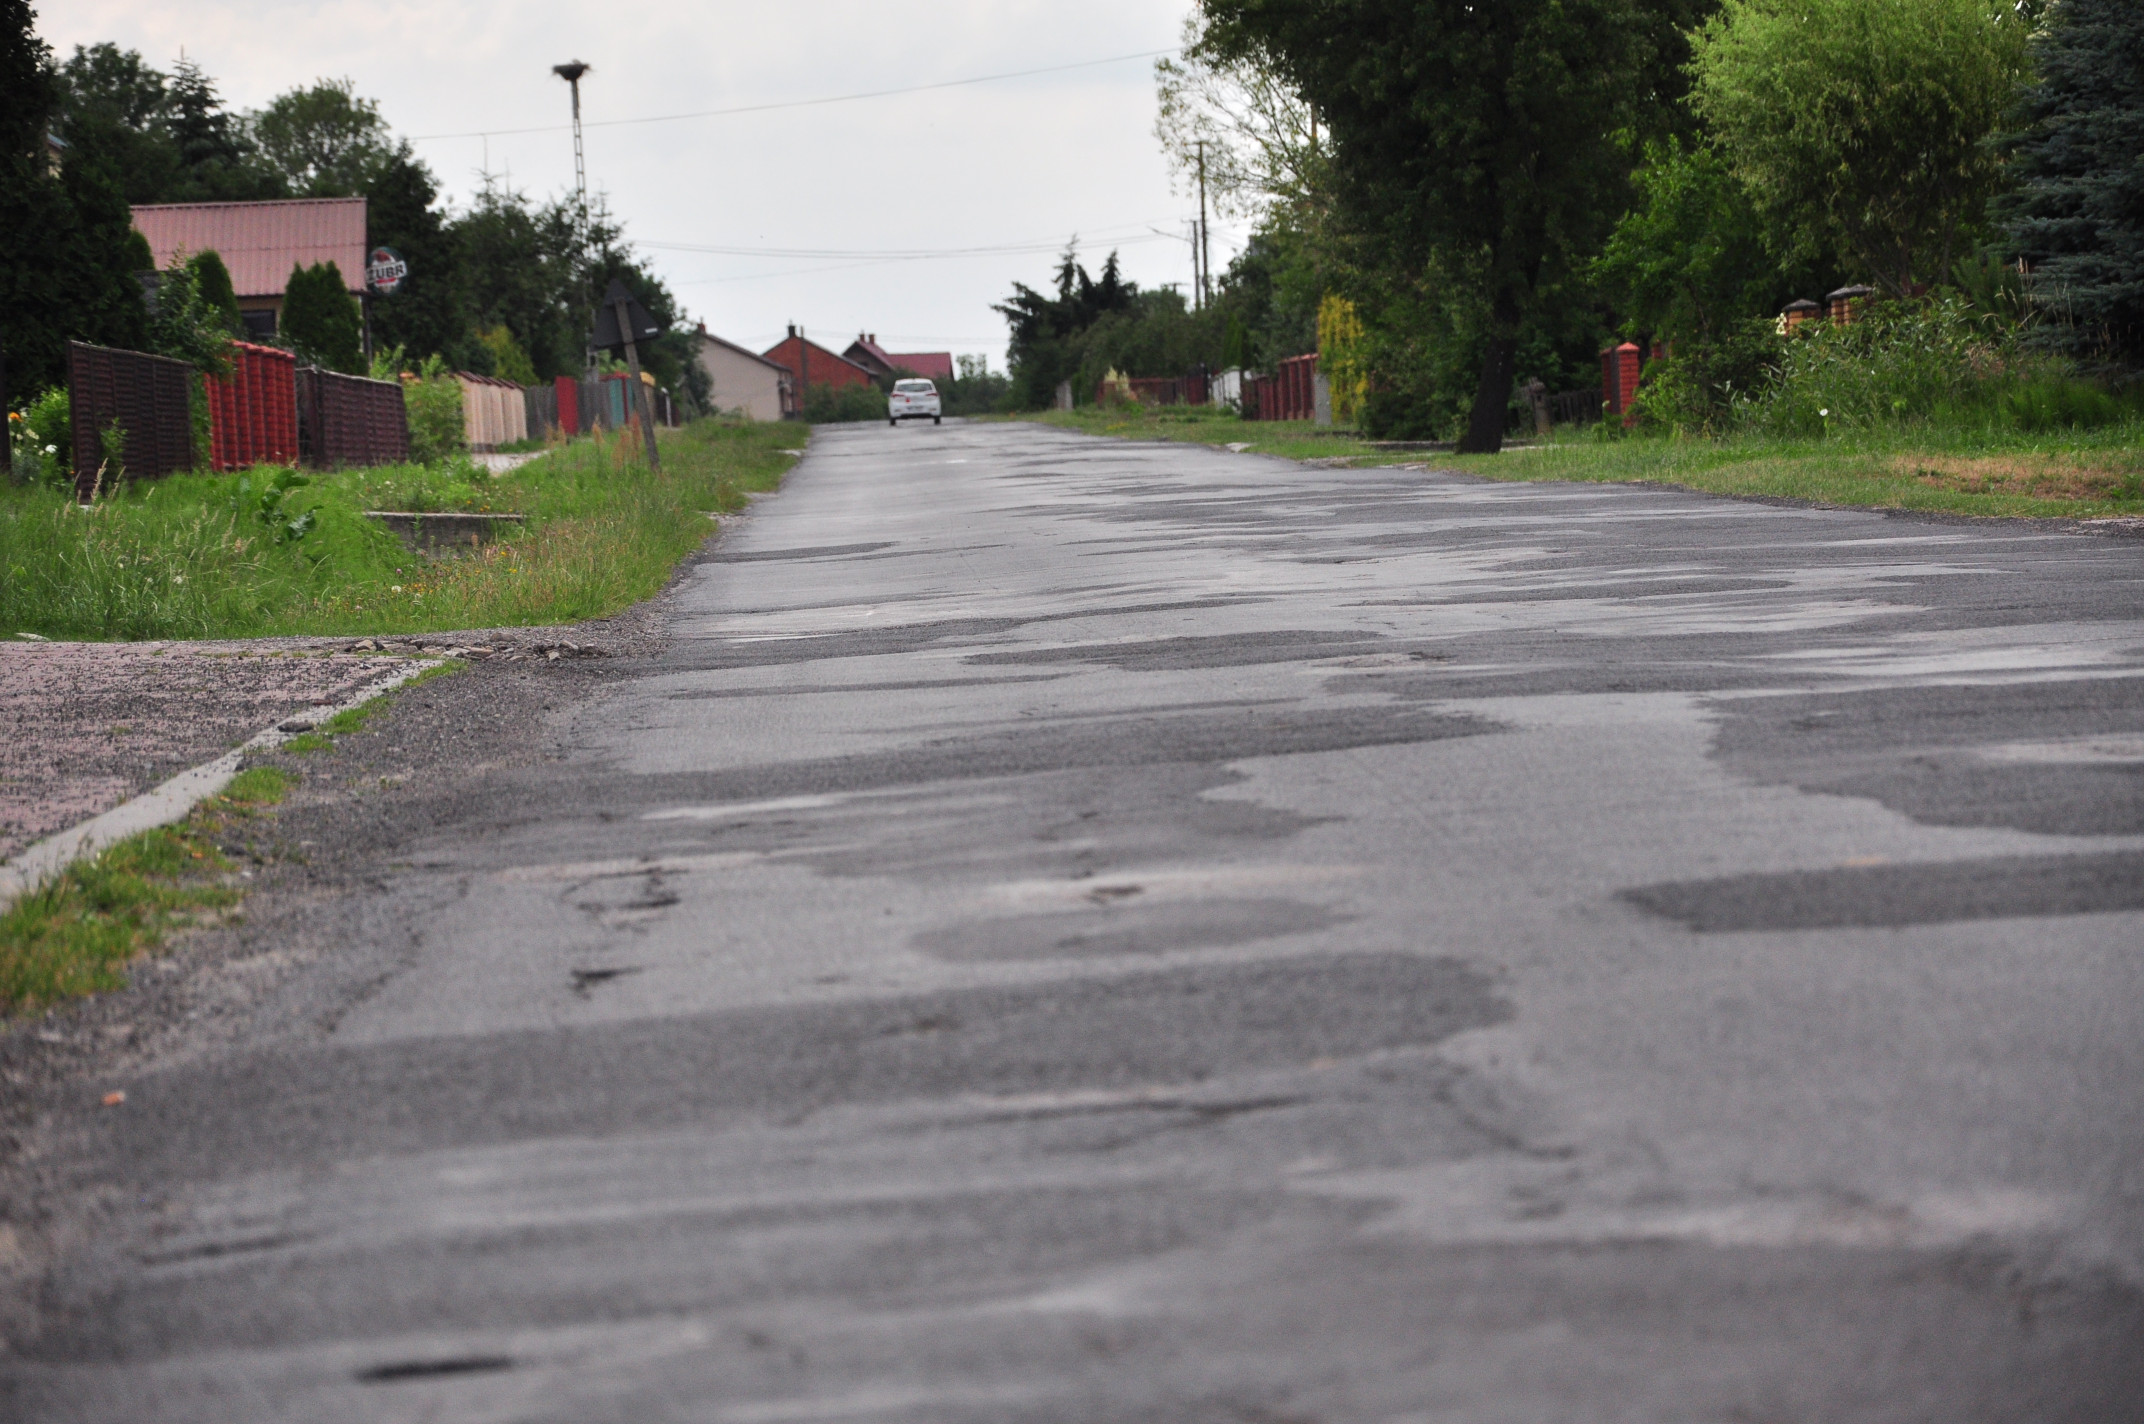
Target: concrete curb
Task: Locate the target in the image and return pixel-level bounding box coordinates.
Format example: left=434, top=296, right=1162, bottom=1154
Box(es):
left=0, top=659, right=443, bottom=910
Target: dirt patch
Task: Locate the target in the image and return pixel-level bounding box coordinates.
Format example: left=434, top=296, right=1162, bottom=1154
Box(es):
left=1899, top=451, right=2144, bottom=501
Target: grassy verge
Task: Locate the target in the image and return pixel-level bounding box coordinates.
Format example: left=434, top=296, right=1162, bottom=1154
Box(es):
left=0, top=765, right=290, bottom=1014
left=1, top=419, right=799, bottom=641
left=1015, top=407, right=2144, bottom=520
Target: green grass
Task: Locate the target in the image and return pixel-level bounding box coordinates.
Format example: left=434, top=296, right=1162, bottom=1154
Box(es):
left=2, top=419, right=799, bottom=641
left=1017, top=406, right=2144, bottom=520
left=308, top=660, right=463, bottom=742
left=1, top=765, right=290, bottom=1014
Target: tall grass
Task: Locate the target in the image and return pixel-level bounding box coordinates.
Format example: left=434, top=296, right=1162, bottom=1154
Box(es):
left=0, top=419, right=796, bottom=641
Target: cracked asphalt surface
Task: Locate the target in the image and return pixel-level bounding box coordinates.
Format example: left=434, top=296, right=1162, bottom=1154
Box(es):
left=5, top=420, right=2144, bottom=1421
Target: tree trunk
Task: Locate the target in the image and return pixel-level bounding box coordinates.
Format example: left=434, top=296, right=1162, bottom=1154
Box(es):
left=1457, top=290, right=1521, bottom=454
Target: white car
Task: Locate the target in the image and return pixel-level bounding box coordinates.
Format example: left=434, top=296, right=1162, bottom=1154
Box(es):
left=889, top=379, right=942, bottom=425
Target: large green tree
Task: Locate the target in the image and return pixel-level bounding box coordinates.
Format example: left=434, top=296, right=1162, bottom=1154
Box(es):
left=2001, top=0, right=2144, bottom=363
left=1198, top=0, right=1707, bottom=451
left=1, top=4, right=156, bottom=394
left=1690, top=0, right=2030, bottom=298
left=250, top=78, right=394, bottom=196
left=994, top=247, right=1141, bottom=409
left=1595, top=138, right=1830, bottom=343
left=51, top=43, right=280, bottom=204
left=364, top=145, right=465, bottom=362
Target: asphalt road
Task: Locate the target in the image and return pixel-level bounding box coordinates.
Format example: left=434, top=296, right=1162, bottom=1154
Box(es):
left=9, top=421, right=2144, bottom=1421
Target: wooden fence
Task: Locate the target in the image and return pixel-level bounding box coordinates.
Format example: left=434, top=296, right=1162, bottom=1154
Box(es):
left=297, top=367, right=410, bottom=468
left=66, top=341, right=195, bottom=497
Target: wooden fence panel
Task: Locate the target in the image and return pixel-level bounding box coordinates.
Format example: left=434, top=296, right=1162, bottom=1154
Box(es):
left=298, top=367, right=410, bottom=468
left=66, top=341, right=195, bottom=497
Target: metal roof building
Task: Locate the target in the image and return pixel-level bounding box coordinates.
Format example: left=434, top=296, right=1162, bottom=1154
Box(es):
left=130, top=198, right=368, bottom=339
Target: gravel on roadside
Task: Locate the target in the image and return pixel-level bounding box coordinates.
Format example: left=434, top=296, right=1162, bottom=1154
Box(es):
left=0, top=577, right=684, bottom=1337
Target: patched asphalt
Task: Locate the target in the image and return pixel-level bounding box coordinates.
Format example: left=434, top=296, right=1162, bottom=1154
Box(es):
left=4, top=421, right=2144, bottom=1421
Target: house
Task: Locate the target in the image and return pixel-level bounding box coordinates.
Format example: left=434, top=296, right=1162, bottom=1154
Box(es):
left=763, top=327, right=878, bottom=399
left=844, top=333, right=954, bottom=383
left=693, top=324, right=792, bottom=421
left=130, top=197, right=367, bottom=342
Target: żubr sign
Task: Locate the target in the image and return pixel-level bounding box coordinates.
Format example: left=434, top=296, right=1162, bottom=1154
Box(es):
left=364, top=246, right=409, bottom=296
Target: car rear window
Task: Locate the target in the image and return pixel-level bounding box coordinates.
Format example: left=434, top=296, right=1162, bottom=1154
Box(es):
left=894, top=380, right=936, bottom=394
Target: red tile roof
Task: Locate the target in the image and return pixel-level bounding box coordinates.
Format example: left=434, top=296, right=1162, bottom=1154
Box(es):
left=130, top=198, right=367, bottom=300
left=887, top=351, right=954, bottom=381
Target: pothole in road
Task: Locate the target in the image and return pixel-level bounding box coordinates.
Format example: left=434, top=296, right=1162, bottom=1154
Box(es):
left=571, top=966, right=645, bottom=996
left=355, top=1354, right=516, bottom=1384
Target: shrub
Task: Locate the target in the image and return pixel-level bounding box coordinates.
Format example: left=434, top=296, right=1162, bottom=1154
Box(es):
left=1625, top=320, right=1781, bottom=435
left=1741, top=295, right=1988, bottom=436
left=803, top=382, right=889, bottom=423
left=280, top=261, right=364, bottom=373
left=184, top=251, right=243, bottom=336
left=476, top=325, right=538, bottom=385
left=1984, top=372, right=2130, bottom=432
left=10, top=388, right=71, bottom=485
left=401, top=354, right=466, bottom=463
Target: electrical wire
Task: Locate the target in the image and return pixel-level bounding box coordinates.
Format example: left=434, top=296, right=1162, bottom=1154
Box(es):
left=409, top=48, right=1177, bottom=142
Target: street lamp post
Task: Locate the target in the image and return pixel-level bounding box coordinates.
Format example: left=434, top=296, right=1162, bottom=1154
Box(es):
left=553, top=60, right=594, bottom=381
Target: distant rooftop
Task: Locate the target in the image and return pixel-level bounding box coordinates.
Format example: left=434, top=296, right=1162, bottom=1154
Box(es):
left=130, top=198, right=367, bottom=299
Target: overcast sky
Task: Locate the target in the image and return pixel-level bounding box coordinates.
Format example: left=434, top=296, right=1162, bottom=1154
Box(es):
left=41, top=0, right=1228, bottom=367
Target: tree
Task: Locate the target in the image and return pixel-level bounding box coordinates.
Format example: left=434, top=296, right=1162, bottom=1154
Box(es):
left=0, top=15, right=155, bottom=398
left=1199, top=0, right=1708, bottom=451
left=1153, top=14, right=1325, bottom=220
left=994, top=246, right=1141, bottom=408
left=1, top=0, right=57, bottom=162
left=2001, top=0, right=2144, bottom=363
left=162, top=54, right=280, bottom=200
left=54, top=42, right=178, bottom=203
left=1690, top=0, right=2030, bottom=298
left=364, top=145, right=464, bottom=362
left=280, top=261, right=363, bottom=372
left=1595, top=138, right=1824, bottom=343
left=185, top=249, right=242, bottom=335
left=251, top=78, right=394, bottom=196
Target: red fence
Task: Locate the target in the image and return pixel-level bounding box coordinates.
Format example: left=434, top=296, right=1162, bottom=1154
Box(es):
left=554, top=375, right=579, bottom=435
left=297, top=366, right=409, bottom=468
left=205, top=342, right=298, bottom=470
left=1244, top=353, right=1318, bottom=422
left=66, top=341, right=196, bottom=497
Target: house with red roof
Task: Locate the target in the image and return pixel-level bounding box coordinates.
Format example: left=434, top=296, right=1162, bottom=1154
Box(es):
left=131, top=198, right=368, bottom=342
left=763, top=327, right=878, bottom=399
left=843, top=334, right=954, bottom=383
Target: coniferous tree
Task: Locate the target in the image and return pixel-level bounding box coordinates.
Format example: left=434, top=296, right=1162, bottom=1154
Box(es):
left=280, top=261, right=363, bottom=373
left=0, top=5, right=155, bottom=391
left=2003, top=0, right=2144, bottom=363
left=185, top=250, right=242, bottom=335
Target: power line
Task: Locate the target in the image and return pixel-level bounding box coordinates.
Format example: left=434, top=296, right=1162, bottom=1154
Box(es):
left=640, top=227, right=1179, bottom=262
left=409, top=48, right=1177, bottom=142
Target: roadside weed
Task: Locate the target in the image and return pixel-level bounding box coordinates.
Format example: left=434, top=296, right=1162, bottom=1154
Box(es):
left=1, top=766, right=291, bottom=1014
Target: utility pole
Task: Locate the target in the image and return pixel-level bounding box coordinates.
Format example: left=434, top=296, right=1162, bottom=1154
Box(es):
left=612, top=285, right=661, bottom=472
left=1197, top=141, right=1211, bottom=312
left=799, top=323, right=809, bottom=421
left=553, top=60, right=594, bottom=379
